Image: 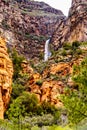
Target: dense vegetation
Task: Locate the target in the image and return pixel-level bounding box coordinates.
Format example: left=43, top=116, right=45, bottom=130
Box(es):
left=3, top=50, right=62, bottom=129
left=62, top=58, right=87, bottom=125
left=0, top=41, right=87, bottom=129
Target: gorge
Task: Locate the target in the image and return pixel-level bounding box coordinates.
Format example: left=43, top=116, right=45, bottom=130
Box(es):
left=0, top=0, right=87, bottom=129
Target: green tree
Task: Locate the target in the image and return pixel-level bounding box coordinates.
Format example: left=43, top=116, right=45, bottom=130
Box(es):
left=11, top=83, right=25, bottom=99
left=11, top=49, right=25, bottom=80
left=62, top=58, right=87, bottom=125
left=6, top=92, right=39, bottom=119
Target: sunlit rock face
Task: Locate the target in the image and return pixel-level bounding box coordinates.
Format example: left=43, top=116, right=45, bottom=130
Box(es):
left=0, top=37, right=13, bottom=119
left=51, top=0, right=87, bottom=50
left=25, top=62, right=74, bottom=108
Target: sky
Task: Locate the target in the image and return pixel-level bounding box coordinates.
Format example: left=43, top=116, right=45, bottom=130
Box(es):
left=34, top=0, right=72, bottom=16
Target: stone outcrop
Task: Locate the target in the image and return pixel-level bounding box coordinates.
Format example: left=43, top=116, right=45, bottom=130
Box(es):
left=51, top=0, right=87, bottom=50
left=0, top=37, right=13, bottom=119
left=25, top=61, right=73, bottom=107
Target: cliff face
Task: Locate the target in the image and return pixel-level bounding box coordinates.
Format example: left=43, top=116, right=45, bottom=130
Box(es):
left=51, top=0, right=87, bottom=50
left=0, top=0, right=64, bottom=60
left=0, top=37, right=13, bottom=119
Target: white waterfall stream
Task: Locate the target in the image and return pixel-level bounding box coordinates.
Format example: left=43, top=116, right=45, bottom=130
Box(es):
left=44, top=39, right=51, bottom=61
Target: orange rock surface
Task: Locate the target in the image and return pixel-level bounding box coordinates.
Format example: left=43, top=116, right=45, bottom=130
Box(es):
left=0, top=37, right=13, bottom=119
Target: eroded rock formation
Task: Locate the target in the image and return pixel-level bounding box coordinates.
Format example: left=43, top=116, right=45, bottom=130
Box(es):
left=51, top=0, right=87, bottom=50
left=0, top=37, right=13, bottom=119
left=24, top=61, right=73, bottom=107
left=24, top=39, right=87, bottom=108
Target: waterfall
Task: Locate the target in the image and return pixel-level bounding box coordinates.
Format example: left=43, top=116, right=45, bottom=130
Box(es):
left=44, top=39, right=51, bottom=61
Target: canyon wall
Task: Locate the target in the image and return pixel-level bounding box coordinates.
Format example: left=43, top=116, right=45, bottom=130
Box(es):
left=0, top=0, right=64, bottom=60
left=0, top=37, right=13, bottom=119
left=51, top=0, right=87, bottom=50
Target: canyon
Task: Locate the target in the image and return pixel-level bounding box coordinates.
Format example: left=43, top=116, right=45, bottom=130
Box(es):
left=0, top=0, right=87, bottom=119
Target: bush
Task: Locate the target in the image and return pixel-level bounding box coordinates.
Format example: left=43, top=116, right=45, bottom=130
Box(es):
left=33, top=61, right=50, bottom=74
left=11, top=83, right=26, bottom=99
left=63, top=43, right=72, bottom=50
left=75, top=118, right=87, bottom=130
left=0, top=119, right=31, bottom=130
left=23, top=114, right=54, bottom=127
left=41, top=102, right=58, bottom=115
left=76, top=49, right=82, bottom=55
left=11, top=49, right=25, bottom=80
left=0, top=119, right=73, bottom=130
left=61, top=49, right=67, bottom=56
left=49, top=74, right=59, bottom=80
left=36, top=80, right=43, bottom=86
left=72, top=41, right=80, bottom=48
left=24, top=33, right=46, bottom=42
left=6, top=92, right=39, bottom=119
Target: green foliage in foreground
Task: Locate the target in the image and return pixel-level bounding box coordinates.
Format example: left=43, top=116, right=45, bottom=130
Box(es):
left=1, top=118, right=87, bottom=130
left=6, top=91, right=59, bottom=123
left=62, top=58, right=87, bottom=125
left=74, top=118, right=87, bottom=130
left=6, top=92, right=39, bottom=119
left=0, top=119, right=73, bottom=130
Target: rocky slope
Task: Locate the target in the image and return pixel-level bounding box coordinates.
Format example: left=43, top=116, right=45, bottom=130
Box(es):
left=22, top=41, right=87, bottom=108
left=51, top=0, right=87, bottom=50
left=0, top=37, right=13, bottom=119
left=19, top=0, right=87, bottom=107
left=0, top=0, right=64, bottom=60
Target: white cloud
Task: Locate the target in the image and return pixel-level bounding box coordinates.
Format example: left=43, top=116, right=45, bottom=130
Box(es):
left=34, top=0, right=72, bottom=16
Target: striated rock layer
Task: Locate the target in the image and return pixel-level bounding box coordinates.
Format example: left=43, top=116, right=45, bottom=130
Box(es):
left=0, top=37, right=13, bottom=119
left=51, top=0, right=87, bottom=50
